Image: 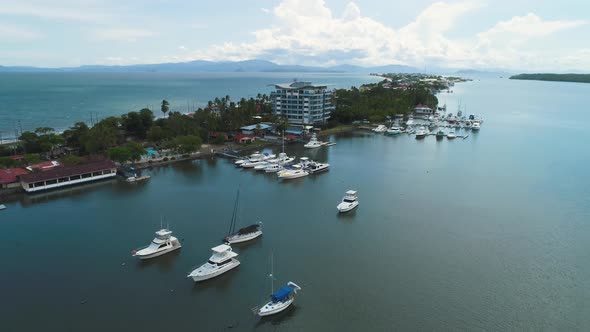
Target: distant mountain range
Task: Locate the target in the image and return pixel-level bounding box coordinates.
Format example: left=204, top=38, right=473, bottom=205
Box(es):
left=0, top=59, right=423, bottom=74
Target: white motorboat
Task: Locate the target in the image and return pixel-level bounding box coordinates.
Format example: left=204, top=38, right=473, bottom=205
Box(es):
left=304, top=133, right=324, bottom=149
left=447, top=131, right=457, bottom=139
left=254, top=162, right=271, bottom=171
left=242, top=154, right=276, bottom=168
left=223, top=189, right=263, bottom=244
left=415, top=127, right=427, bottom=139
left=372, top=125, right=387, bottom=133
left=187, top=244, right=240, bottom=282
left=257, top=282, right=302, bottom=317
left=0, top=204, right=6, bottom=210
left=132, top=228, right=181, bottom=260
left=306, top=161, right=330, bottom=173
left=337, top=190, right=359, bottom=213
left=471, top=122, right=481, bottom=131
left=385, top=127, right=402, bottom=135
left=277, top=165, right=309, bottom=180
left=234, top=151, right=262, bottom=166
left=264, top=164, right=284, bottom=173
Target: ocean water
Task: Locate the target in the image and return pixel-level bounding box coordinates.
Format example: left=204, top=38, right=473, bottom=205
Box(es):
left=1, top=76, right=590, bottom=331
left=0, top=72, right=381, bottom=137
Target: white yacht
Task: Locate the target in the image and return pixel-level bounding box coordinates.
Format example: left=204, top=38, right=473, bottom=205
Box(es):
left=386, top=127, right=402, bottom=135
left=337, top=190, right=359, bottom=213
left=277, top=165, right=309, bottom=180
left=132, top=228, right=181, bottom=260
left=187, top=244, right=240, bottom=282
left=415, top=127, right=427, bottom=139
left=447, top=131, right=457, bottom=139
left=0, top=204, right=6, bottom=210
left=254, top=162, right=271, bottom=171
left=234, top=152, right=262, bottom=166
left=304, top=134, right=324, bottom=149
left=264, top=164, right=284, bottom=173
left=372, top=125, right=387, bottom=133
left=306, top=161, right=330, bottom=173
left=257, top=282, right=302, bottom=317
left=241, top=154, right=276, bottom=168
left=471, top=122, right=481, bottom=131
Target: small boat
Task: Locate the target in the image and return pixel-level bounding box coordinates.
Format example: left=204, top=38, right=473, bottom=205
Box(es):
left=187, top=244, right=240, bottom=282
left=0, top=204, right=6, bottom=210
left=264, top=164, right=284, bottom=173
left=234, top=152, right=263, bottom=166
left=277, top=165, right=309, bottom=180
left=436, top=130, right=445, bottom=140
left=447, top=131, right=456, bottom=139
left=306, top=161, right=330, bottom=174
left=304, top=133, right=323, bottom=149
left=254, top=254, right=302, bottom=317
left=324, top=142, right=337, bottom=146
left=132, top=228, right=181, bottom=259
left=126, top=175, right=151, bottom=182
left=242, top=154, right=276, bottom=168
left=372, top=125, right=387, bottom=133
left=385, top=127, right=402, bottom=135
left=223, top=189, right=263, bottom=244
left=471, top=122, right=481, bottom=131
left=415, top=127, right=427, bottom=139
left=337, top=190, right=359, bottom=213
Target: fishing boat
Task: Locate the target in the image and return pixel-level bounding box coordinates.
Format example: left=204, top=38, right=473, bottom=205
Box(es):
left=306, top=161, right=330, bottom=173
left=132, top=228, right=181, bottom=259
left=337, top=190, right=359, bottom=213
left=304, top=133, right=324, bottom=149
left=234, top=151, right=263, bottom=166
left=242, top=154, right=276, bottom=168
left=223, top=189, right=263, bottom=244
left=277, top=165, right=309, bottom=180
left=372, top=125, right=387, bottom=133
left=187, top=244, right=240, bottom=282
left=385, top=127, right=402, bottom=135
left=415, top=127, right=427, bottom=139
left=254, top=254, right=302, bottom=317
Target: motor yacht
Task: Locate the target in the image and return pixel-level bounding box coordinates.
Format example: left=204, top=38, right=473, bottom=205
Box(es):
left=385, top=127, right=402, bottom=135
left=304, top=133, right=324, bottom=149
left=471, top=122, right=481, bottom=131
left=132, top=228, right=181, bottom=260
left=234, top=151, right=262, bottom=166
left=306, top=161, right=330, bottom=173
left=415, top=127, right=427, bottom=139
left=372, top=125, right=387, bottom=133
left=277, top=165, right=309, bottom=180
left=447, top=131, right=457, bottom=139
left=337, top=190, right=359, bottom=213
left=187, top=244, right=240, bottom=282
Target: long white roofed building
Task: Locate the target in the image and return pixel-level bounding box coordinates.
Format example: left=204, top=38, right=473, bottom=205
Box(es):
left=271, top=81, right=334, bottom=125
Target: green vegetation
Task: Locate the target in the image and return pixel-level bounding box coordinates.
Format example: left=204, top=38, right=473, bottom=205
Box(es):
left=329, top=80, right=438, bottom=124
left=509, top=73, right=590, bottom=83
left=107, top=142, right=146, bottom=163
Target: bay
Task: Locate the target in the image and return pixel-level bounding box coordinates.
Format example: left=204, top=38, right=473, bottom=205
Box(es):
left=1, top=76, right=590, bottom=331
left=0, top=72, right=381, bottom=137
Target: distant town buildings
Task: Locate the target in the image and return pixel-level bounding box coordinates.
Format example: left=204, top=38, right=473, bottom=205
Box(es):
left=271, top=81, right=334, bottom=125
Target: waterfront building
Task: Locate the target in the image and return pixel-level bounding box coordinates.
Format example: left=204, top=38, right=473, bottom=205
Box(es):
left=19, top=160, right=116, bottom=193
left=414, top=104, right=434, bottom=118
left=0, top=167, right=29, bottom=189
left=240, top=123, right=273, bottom=135
left=271, top=81, right=334, bottom=125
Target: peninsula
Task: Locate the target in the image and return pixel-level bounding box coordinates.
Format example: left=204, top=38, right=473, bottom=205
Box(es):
left=509, top=73, right=590, bottom=84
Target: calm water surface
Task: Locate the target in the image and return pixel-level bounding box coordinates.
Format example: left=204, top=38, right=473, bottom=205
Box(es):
left=1, top=77, right=590, bottom=331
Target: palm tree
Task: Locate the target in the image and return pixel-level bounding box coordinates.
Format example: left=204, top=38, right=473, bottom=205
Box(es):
left=161, top=100, right=170, bottom=117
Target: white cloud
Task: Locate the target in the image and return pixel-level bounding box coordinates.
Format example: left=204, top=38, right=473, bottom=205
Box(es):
left=178, top=45, right=187, bottom=50
left=0, top=1, right=109, bottom=23
left=261, top=8, right=270, bottom=14
left=190, top=0, right=589, bottom=70
left=91, top=28, right=153, bottom=42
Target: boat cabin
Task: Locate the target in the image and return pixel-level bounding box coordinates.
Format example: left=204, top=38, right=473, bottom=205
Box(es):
left=343, top=190, right=358, bottom=202
left=207, top=244, right=238, bottom=266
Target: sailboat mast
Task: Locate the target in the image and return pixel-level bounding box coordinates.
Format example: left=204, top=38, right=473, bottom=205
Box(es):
left=228, top=189, right=240, bottom=236
left=270, top=252, right=274, bottom=294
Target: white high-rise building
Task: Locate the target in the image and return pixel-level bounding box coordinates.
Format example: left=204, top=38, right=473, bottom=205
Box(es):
left=271, top=81, right=334, bottom=125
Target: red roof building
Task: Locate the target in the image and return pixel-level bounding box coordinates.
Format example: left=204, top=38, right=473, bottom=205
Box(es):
left=20, top=160, right=116, bottom=193
left=0, top=168, right=29, bottom=189
left=233, top=134, right=255, bottom=144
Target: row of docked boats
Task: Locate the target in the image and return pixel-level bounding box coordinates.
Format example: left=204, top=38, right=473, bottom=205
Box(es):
left=131, top=189, right=300, bottom=317
left=303, top=133, right=336, bottom=148
left=235, top=151, right=330, bottom=180
left=277, top=157, right=330, bottom=180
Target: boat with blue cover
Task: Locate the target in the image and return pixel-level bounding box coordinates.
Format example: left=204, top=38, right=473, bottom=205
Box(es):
left=257, top=282, right=301, bottom=316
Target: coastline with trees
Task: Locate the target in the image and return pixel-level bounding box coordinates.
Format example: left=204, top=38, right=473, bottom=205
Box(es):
left=509, top=73, right=590, bottom=84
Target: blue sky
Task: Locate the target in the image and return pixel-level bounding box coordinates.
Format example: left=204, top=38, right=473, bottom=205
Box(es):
left=1, top=0, right=589, bottom=70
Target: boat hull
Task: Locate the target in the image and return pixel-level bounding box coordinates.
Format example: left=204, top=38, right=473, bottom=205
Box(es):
left=337, top=201, right=359, bottom=213
left=134, top=244, right=181, bottom=260
left=278, top=172, right=309, bottom=180
left=225, top=230, right=263, bottom=244
left=304, top=144, right=322, bottom=149
left=188, top=259, right=240, bottom=282
left=258, top=298, right=295, bottom=317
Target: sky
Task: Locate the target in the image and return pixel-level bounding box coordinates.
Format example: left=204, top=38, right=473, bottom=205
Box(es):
left=1, top=0, right=589, bottom=71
